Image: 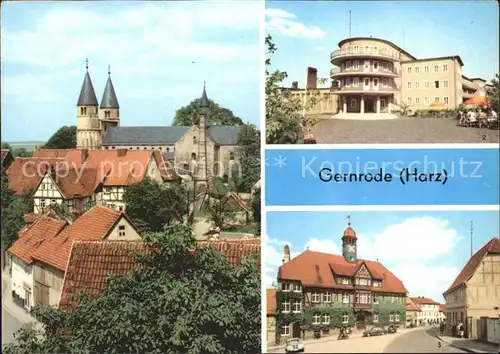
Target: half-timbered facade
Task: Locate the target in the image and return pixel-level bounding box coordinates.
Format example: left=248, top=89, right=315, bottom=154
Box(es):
left=274, top=220, right=408, bottom=343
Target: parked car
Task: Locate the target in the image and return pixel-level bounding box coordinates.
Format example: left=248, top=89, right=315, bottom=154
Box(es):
left=285, top=338, right=305, bottom=353
left=363, top=327, right=386, bottom=337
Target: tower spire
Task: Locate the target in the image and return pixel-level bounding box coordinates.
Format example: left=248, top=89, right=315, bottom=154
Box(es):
left=100, top=65, right=120, bottom=109
left=108, top=64, right=111, bottom=76
left=200, top=81, right=209, bottom=108
left=86, top=58, right=89, bottom=71
left=347, top=214, right=351, bottom=226
left=77, top=59, right=98, bottom=106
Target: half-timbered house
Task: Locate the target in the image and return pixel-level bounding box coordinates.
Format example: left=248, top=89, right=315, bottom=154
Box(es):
left=274, top=219, right=408, bottom=342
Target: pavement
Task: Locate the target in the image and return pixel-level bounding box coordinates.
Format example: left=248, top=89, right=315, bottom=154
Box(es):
left=1, top=271, right=42, bottom=345
left=313, top=117, right=500, bottom=144
left=433, top=328, right=499, bottom=353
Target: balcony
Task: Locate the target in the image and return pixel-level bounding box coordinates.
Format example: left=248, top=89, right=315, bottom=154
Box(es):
left=330, top=67, right=398, bottom=78
left=333, top=82, right=399, bottom=95
left=353, top=302, right=372, bottom=310
left=331, top=47, right=401, bottom=65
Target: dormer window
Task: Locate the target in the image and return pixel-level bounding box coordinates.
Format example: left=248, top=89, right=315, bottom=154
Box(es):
left=282, top=283, right=291, bottom=292
left=341, top=277, right=349, bottom=285
left=293, top=284, right=301, bottom=292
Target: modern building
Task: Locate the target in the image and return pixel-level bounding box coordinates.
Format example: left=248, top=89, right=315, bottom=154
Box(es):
left=411, top=296, right=441, bottom=325
left=293, top=36, right=493, bottom=118
left=443, top=237, right=500, bottom=339
left=75, top=63, right=242, bottom=181
left=274, top=219, right=408, bottom=343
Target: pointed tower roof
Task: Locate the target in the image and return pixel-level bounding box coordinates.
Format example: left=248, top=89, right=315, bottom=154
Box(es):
left=77, top=59, right=99, bottom=107
left=100, top=65, right=120, bottom=109
left=200, top=81, right=209, bottom=109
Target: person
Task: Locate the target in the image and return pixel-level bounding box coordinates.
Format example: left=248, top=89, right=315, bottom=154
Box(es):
left=469, top=110, right=477, bottom=126
left=457, top=322, right=464, bottom=338
left=491, top=108, right=498, bottom=120
left=440, top=321, right=445, bottom=334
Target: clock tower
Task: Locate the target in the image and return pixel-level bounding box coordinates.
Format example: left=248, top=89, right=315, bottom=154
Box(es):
left=342, top=215, right=357, bottom=263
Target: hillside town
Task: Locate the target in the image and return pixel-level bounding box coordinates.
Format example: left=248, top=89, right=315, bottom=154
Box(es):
left=1, top=64, right=261, bottom=353
left=266, top=221, right=499, bottom=353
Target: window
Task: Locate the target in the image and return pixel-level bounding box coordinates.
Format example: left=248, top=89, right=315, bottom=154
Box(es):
left=313, top=313, right=321, bottom=325
left=292, top=300, right=301, bottom=313
left=342, top=312, right=349, bottom=324
left=359, top=293, right=369, bottom=303
left=373, top=46, right=378, bottom=53
left=407, top=81, right=412, bottom=89
left=342, top=293, right=349, bottom=303
left=382, top=78, right=388, bottom=87
left=415, top=66, right=420, bottom=74
left=373, top=61, right=379, bottom=70
left=434, top=96, right=440, bottom=103
left=407, top=67, right=412, bottom=74
left=380, top=99, right=386, bottom=108
left=415, top=97, right=420, bottom=104
left=346, top=61, right=352, bottom=70
left=119, top=206, right=124, bottom=212
left=353, top=77, right=359, bottom=86
left=389, top=313, right=394, bottom=322
left=443, top=80, right=449, bottom=88
left=364, top=78, right=370, bottom=86
left=373, top=295, right=379, bottom=304
left=312, top=292, right=320, bottom=303
left=444, top=96, right=449, bottom=104
left=40, top=199, right=46, bottom=209
left=443, top=64, right=448, bottom=72
left=350, top=99, right=356, bottom=108
left=282, top=283, right=291, bottom=292
left=341, top=277, right=349, bottom=285
left=346, top=77, right=352, bottom=86
left=118, top=225, right=126, bottom=237
left=293, top=284, right=301, bottom=292
left=372, top=280, right=380, bottom=287
left=364, top=45, right=370, bottom=53
left=322, top=314, right=330, bottom=324
left=364, top=61, right=369, bottom=69
left=382, top=62, right=388, bottom=71
left=434, top=65, right=439, bottom=72
left=373, top=313, right=379, bottom=323
left=353, top=45, right=359, bottom=53
left=395, top=313, right=400, bottom=322
left=80, top=107, right=84, bottom=115
left=282, top=300, right=291, bottom=313
left=229, top=152, right=235, bottom=161
left=353, top=60, right=359, bottom=69
left=434, top=80, right=440, bottom=88
left=193, top=136, right=197, bottom=144
left=324, top=292, right=332, bottom=302
left=50, top=199, right=56, bottom=205
left=407, top=97, right=413, bottom=105
left=281, top=325, right=290, bottom=336
left=373, top=78, right=378, bottom=87
left=191, top=152, right=197, bottom=160
left=415, top=81, right=420, bottom=89
left=424, top=65, right=429, bottom=73
left=41, top=184, right=45, bottom=190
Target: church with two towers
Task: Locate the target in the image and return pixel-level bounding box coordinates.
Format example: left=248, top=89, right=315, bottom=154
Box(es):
left=75, top=61, right=243, bottom=182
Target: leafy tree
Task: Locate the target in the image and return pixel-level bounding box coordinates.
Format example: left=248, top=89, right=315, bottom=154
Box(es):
left=3, top=225, right=261, bottom=354
left=1, top=197, right=30, bottom=251
left=123, top=178, right=188, bottom=234
left=251, top=188, right=261, bottom=236
left=1, top=170, right=14, bottom=210
left=395, top=101, right=412, bottom=116
left=266, top=35, right=328, bottom=144
left=230, top=124, right=260, bottom=193
left=204, top=179, right=235, bottom=229
left=1, top=142, right=11, bottom=149
left=173, top=98, right=244, bottom=126
left=13, top=148, right=33, bottom=158
left=43, top=126, right=77, bottom=149
left=488, top=73, right=499, bottom=111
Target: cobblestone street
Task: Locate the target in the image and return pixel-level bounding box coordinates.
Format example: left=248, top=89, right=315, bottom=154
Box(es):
left=314, top=118, right=499, bottom=144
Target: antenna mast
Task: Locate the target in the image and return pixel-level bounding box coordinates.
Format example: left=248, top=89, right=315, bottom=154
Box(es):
left=349, top=10, right=352, bottom=38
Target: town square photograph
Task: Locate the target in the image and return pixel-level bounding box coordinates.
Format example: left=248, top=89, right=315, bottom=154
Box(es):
left=1, top=1, right=262, bottom=353
left=265, top=211, right=500, bottom=353
left=265, top=1, right=500, bottom=144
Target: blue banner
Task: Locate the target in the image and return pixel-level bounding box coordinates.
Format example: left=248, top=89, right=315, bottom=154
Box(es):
left=265, top=148, right=500, bottom=206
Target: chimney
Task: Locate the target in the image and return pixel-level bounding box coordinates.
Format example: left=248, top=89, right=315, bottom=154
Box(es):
left=117, top=149, right=127, bottom=157
left=283, top=245, right=291, bottom=264
left=307, top=67, right=318, bottom=89
left=292, top=81, right=299, bottom=89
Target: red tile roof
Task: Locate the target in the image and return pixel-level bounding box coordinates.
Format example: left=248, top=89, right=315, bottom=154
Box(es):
left=405, top=297, right=421, bottom=311
left=278, top=250, right=407, bottom=294
left=59, top=238, right=261, bottom=313
left=44, top=168, right=98, bottom=198
left=439, top=304, right=446, bottom=312
left=23, top=213, right=40, bottom=224
left=6, top=157, right=64, bottom=195
left=444, top=237, right=500, bottom=295
left=33, top=149, right=74, bottom=159
left=152, top=150, right=179, bottom=182
left=267, top=289, right=276, bottom=316
left=8, top=216, right=67, bottom=264
left=31, top=205, right=123, bottom=271
left=411, top=296, right=440, bottom=306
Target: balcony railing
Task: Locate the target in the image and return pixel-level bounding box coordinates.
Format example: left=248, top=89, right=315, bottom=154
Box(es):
left=331, top=48, right=402, bottom=62
left=334, top=83, right=399, bottom=93
left=330, top=67, right=398, bottom=77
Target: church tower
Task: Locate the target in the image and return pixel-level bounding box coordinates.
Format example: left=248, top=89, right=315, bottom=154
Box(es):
left=342, top=215, right=358, bottom=263
left=76, top=59, right=101, bottom=149
left=196, top=83, right=209, bottom=186
left=99, top=65, right=120, bottom=140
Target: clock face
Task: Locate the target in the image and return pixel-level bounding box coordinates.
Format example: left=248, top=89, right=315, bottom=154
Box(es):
left=347, top=245, right=355, bottom=253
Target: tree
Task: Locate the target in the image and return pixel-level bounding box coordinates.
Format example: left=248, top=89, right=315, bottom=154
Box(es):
left=488, top=73, right=499, bottom=111
left=266, top=35, right=328, bottom=144
left=1, top=142, right=11, bottom=149
left=230, top=124, right=260, bottom=193
left=13, top=148, right=33, bottom=158
left=122, top=178, right=188, bottom=234
left=1, top=197, right=30, bottom=251
left=3, top=225, right=261, bottom=354
left=173, top=98, right=244, bottom=126
left=43, top=126, right=76, bottom=149
left=1, top=170, right=14, bottom=210
left=251, top=188, right=261, bottom=236
left=205, top=179, right=236, bottom=229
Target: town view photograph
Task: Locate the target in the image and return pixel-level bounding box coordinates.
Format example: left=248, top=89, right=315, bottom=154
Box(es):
left=265, top=1, right=499, bottom=144
left=1, top=1, right=261, bottom=353
left=265, top=211, right=500, bottom=353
